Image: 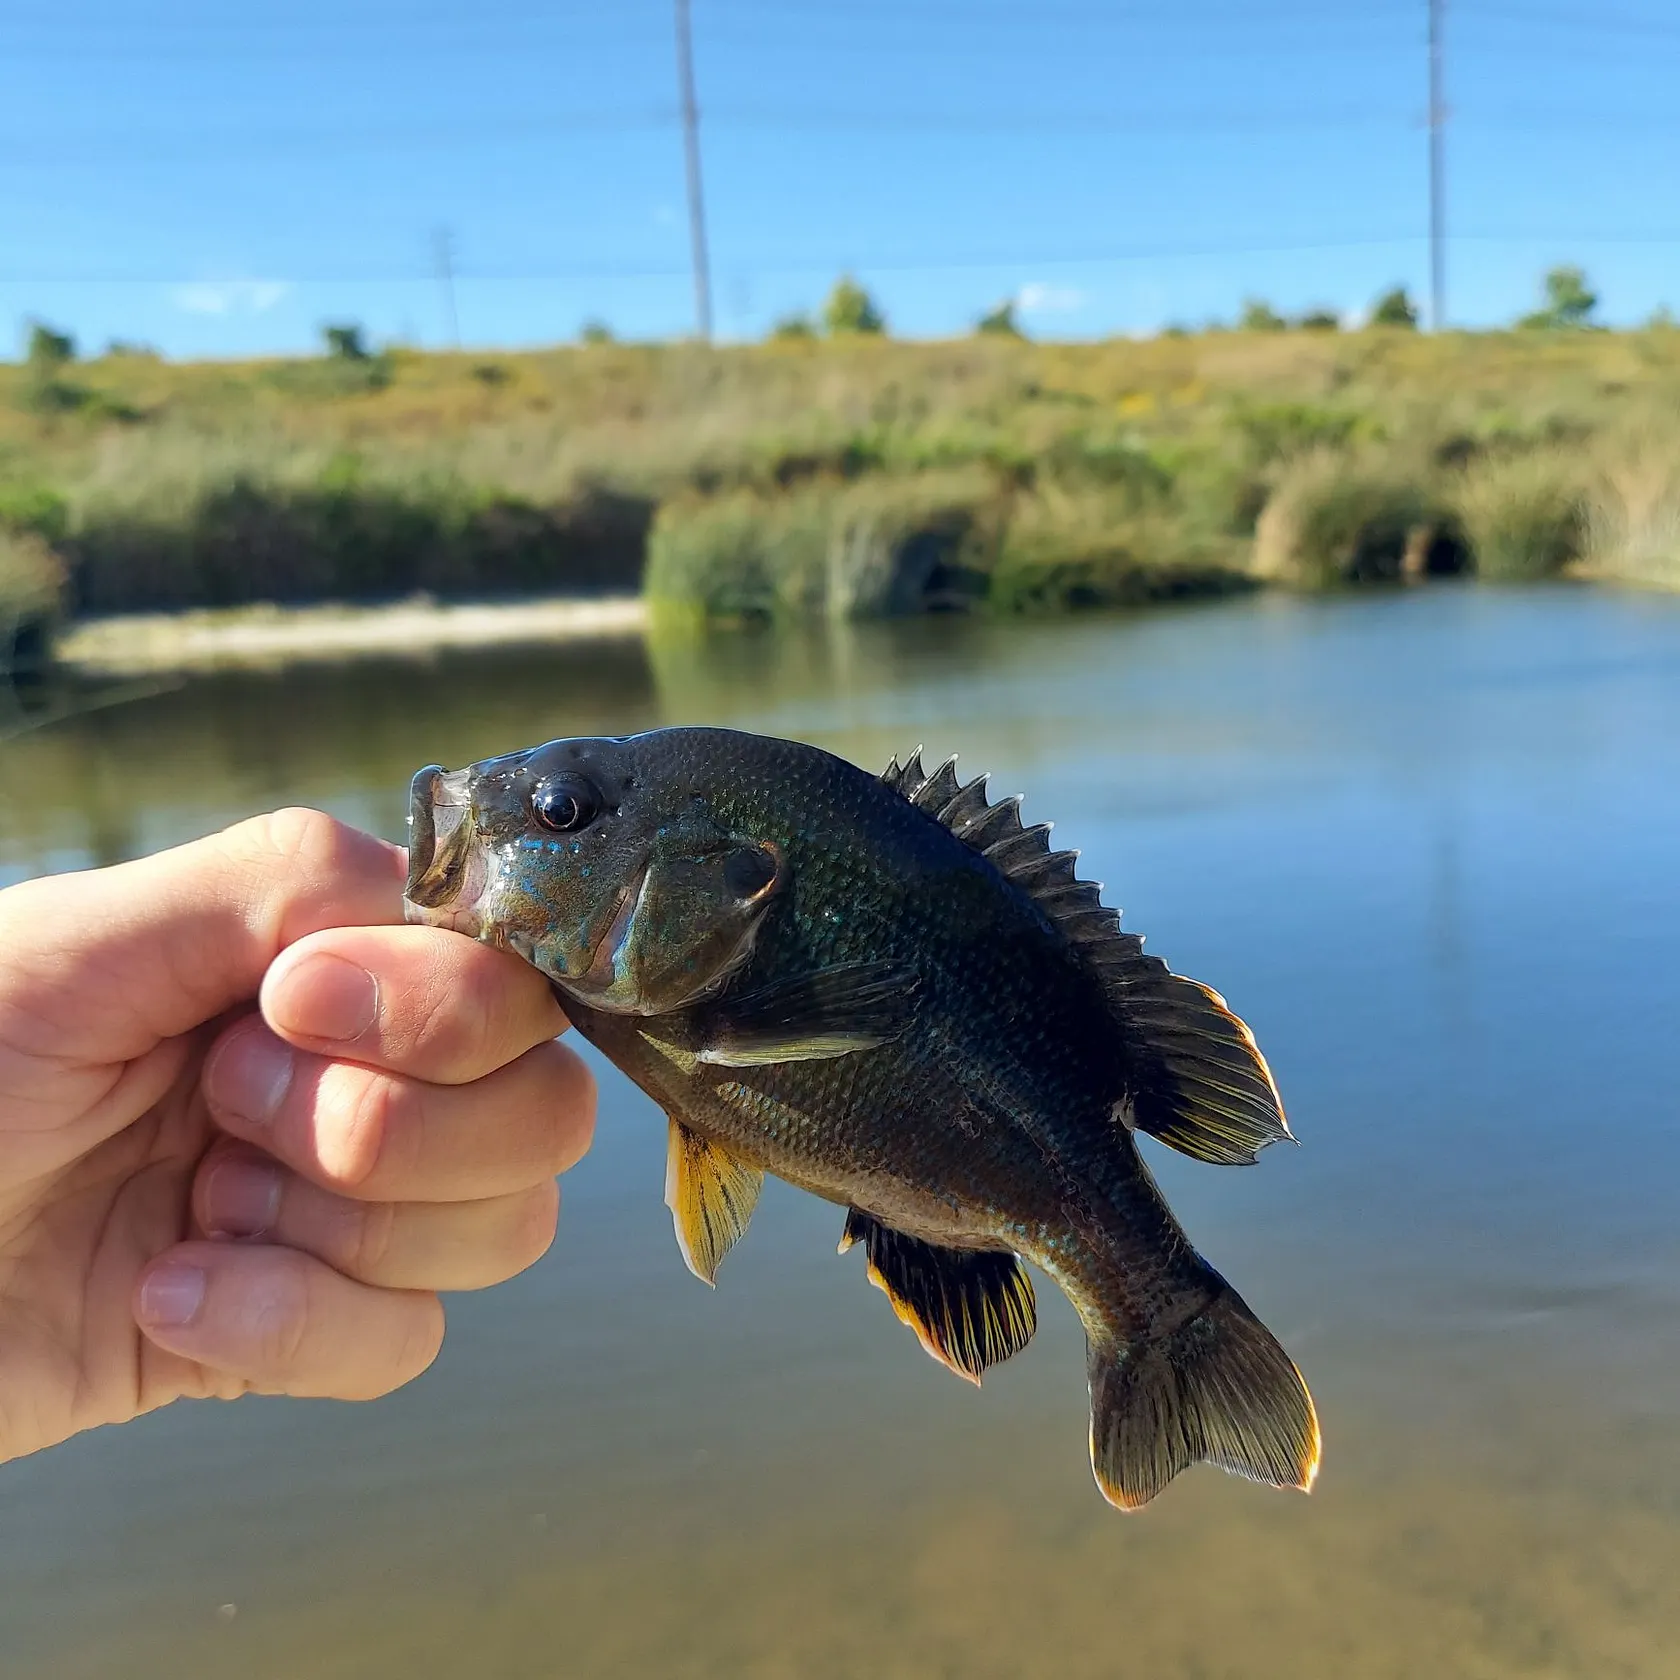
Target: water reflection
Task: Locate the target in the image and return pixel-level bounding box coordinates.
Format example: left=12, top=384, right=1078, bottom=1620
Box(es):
left=3, top=586, right=1680, bottom=1677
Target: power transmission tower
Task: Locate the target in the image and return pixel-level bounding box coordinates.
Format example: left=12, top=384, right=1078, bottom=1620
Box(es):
left=674, top=0, right=714, bottom=341
left=434, top=226, right=461, bottom=350
left=1428, top=0, right=1446, bottom=330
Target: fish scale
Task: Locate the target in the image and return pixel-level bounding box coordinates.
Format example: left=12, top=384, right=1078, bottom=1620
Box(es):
left=404, top=726, right=1320, bottom=1510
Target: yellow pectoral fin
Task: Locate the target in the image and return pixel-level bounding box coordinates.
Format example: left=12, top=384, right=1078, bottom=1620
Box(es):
left=663, top=1119, right=764, bottom=1286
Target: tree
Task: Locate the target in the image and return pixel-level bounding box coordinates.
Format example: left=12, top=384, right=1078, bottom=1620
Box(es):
left=24, top=321, right=75, bottom=373
left=1238, top=298, right=1287, bottom=332
left=975, top=299, right=1024, bottom=338
left=1369, top=286, right=1419, bottom=329
left=1518, top=265, right=1598, bottom=330
left=769, top=313, right=815, bottom=341
left=1296, top=308, right=1341, bottom=333
left=822, top=275, right=885, bottom=336
left=321, top=323, right=370, bottom=361
left=579, top=320, right=614, bottom=345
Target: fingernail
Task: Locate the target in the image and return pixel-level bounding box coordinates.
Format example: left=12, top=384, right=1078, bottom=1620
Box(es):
left=270, top=953, right=378, bottom=1044
left=206, top=1026, right=294, bottom=1127
left=139, top=1264, right=206, bottom=1328
left=202, top=1155, right=282, bottom=1239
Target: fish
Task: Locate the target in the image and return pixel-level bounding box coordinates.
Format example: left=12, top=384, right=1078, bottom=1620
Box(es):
left=403, top=726, right=1320, bottom=1510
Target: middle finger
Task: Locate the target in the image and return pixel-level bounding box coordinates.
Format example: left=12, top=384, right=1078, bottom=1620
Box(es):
left=192, top=1139, right=561, bottom=1292
left=203, top=1018, right=596, bottom=1202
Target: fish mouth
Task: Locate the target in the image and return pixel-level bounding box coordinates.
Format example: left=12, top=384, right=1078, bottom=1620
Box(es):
left=403, top=764, right=487, bottom=933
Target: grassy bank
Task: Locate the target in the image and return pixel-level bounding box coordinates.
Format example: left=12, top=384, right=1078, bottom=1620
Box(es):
left=3, top=328, right=1679, bottom=639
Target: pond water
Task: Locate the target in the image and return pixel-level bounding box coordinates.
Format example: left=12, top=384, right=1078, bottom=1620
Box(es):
left=2, top=585, right=1678, bottom=1679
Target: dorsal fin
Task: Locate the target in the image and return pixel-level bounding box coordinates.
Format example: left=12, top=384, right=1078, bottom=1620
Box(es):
left=881, top=748, right=1294, bottom=1166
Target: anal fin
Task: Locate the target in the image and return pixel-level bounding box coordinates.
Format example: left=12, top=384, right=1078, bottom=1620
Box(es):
left=664, top=1119, right=763, bottom=1285
left=840, top=1209, right=1037, bottom=1385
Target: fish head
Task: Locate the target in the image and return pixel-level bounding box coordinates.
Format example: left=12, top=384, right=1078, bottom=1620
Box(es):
left=404, top=733, right=783, bottom=1016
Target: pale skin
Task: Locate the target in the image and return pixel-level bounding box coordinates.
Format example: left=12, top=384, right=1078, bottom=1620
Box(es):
left=0, top=808, right=596, bottom=1466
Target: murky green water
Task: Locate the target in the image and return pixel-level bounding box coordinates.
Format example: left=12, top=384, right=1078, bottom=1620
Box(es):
left=3, top=586, right=1679, bottom=1678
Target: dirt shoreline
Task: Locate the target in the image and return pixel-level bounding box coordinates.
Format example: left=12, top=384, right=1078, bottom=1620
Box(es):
left=53, top=595, right=648, bottom=674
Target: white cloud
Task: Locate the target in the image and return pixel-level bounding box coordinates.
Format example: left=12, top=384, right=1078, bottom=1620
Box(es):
left=1016, top=281, right=1087, bottom=315
left=171, top=279, right=292, bottom=317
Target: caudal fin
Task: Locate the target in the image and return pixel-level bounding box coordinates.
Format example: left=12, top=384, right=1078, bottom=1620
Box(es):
left=1088, top=1278, right=1320, bottom=1511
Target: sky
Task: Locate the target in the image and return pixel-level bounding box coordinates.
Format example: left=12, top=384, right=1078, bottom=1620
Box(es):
left=3, top=0, right=1680, bottom=358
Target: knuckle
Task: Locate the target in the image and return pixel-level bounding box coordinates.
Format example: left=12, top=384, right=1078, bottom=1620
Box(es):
left=385, top=1297, right=445, bottom=1393
left=352, top=1199, right=399, bottom=1280
left=547, top=1049, right=598, bottom=1172
left=513, top=1182, right=561, bottom=1270
left=316, top=1064, right=402, bottom=1189
left=244, top=1253, right=312, bottom=1373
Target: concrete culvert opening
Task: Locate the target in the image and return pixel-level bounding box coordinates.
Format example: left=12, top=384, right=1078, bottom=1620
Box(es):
left=892, top=521, right=990, bottom=613
left=1402, top=520, right=1472, bottom=581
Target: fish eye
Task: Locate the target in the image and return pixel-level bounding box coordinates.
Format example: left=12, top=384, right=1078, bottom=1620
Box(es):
left=531, top=773, right=602, bottom=834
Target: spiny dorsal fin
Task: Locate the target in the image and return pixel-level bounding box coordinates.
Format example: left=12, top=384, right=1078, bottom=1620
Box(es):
left=880, top=748, right=1293, bottom=1167
left=664, top=1119, right=763, bottom=1285
left=840, top=1208, right=1037, bottom=1385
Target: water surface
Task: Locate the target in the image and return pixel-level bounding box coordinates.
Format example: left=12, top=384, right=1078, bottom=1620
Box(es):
left=3, top=586, right=1678, bottom=1678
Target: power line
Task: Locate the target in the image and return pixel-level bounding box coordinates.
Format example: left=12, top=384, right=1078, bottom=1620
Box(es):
left=1429, top=0, right=1447, bottom=329
left=674, top=0, right=713, bottom=340
left=433, top=227, right=460, bottom=349
left=16, top=227, right=1680, bottom=290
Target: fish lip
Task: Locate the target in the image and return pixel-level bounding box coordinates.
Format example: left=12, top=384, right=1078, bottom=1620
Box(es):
left=405, top=766, right=444, bottom=897
left=403, top=765, right=478, bottom=914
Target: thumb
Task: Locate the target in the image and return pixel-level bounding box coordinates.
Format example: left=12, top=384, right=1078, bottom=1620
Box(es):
left=0, top=809, right=406, bottom=1069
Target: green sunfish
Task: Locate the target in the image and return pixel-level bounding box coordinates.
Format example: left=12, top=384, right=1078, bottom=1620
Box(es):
left=403, top=726, right=1320, bottom=1509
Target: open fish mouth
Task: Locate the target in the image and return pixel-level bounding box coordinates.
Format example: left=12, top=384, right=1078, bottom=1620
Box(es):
left=403, top=764, right=488, bottom=933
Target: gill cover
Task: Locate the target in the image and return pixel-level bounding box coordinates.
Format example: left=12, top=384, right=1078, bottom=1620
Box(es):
left=564, top=813, right=784, bottom=1016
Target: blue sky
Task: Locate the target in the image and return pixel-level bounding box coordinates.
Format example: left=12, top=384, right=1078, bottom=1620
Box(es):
left=3, top=0, right=1679, bottom=358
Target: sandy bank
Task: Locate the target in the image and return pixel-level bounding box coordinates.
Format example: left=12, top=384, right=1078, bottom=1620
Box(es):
left=55, top=595, right=648, bottom=675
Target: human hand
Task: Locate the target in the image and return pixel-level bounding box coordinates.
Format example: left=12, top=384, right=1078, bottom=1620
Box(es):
left=0, top=809, right=594, bottom=1465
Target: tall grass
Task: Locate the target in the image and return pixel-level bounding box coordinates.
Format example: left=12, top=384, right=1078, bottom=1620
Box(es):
left=1451, top=451, right=1585, bottom=580
left=1579, top=451, right=1680, bottom=589
left=4, top=330, right=1680, bottom=620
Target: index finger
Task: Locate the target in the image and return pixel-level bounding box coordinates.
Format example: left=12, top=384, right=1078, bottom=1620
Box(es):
left=0, top=810, right=404, bottom=1062
left=258, top=924, right=567, bottom=1085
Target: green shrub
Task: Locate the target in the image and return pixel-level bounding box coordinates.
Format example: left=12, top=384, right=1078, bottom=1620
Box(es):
left=1518, top=266, right=1599, bottom=332
left=0, top=526, right=67, bottom=623
left=1253, top=450, right=1449, bottom=586
left=1370, top=286, right=1419, bottom=328
left=823, top=275, right=885, bottom=336
left=975, top=300, right=1024, bottom=338
left=1232, top=400, right=1366, bottom=465
left=25, top=321, right=75, bottom=374
left=769, top=314, right=815, bottom=342
left=646, top=488, right=831, bottom=623
left=67, top=472, right=652, bottom=613
left=991, top=491, right=1249, bottom=613
left=322, top=323, right=370, bottom=361
left=1239, top=299, right=1287, bottom=332
left=1452, top=452, right=1584, bottom=579
left=1297, top=308, right=1341, bottom=333
left=579, top=320, right=615, bottom=345
left=646, top=471, right=997, bottom=623
left=0, top=482, right=71, bottom=542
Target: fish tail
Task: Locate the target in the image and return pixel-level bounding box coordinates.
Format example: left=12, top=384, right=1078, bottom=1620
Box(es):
left=1086, top=1274, right=1320, bottom=1511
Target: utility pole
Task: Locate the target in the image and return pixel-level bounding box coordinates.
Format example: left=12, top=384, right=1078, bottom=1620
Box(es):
left=1427, top=0, right=1446, bottom=330
left=434, top=226, right=461, bottom=350
left=674, top=0, right=713, bottom=341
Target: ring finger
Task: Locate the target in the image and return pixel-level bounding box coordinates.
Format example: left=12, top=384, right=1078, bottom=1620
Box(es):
left=193, top=1139, right=561, bottom=1292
